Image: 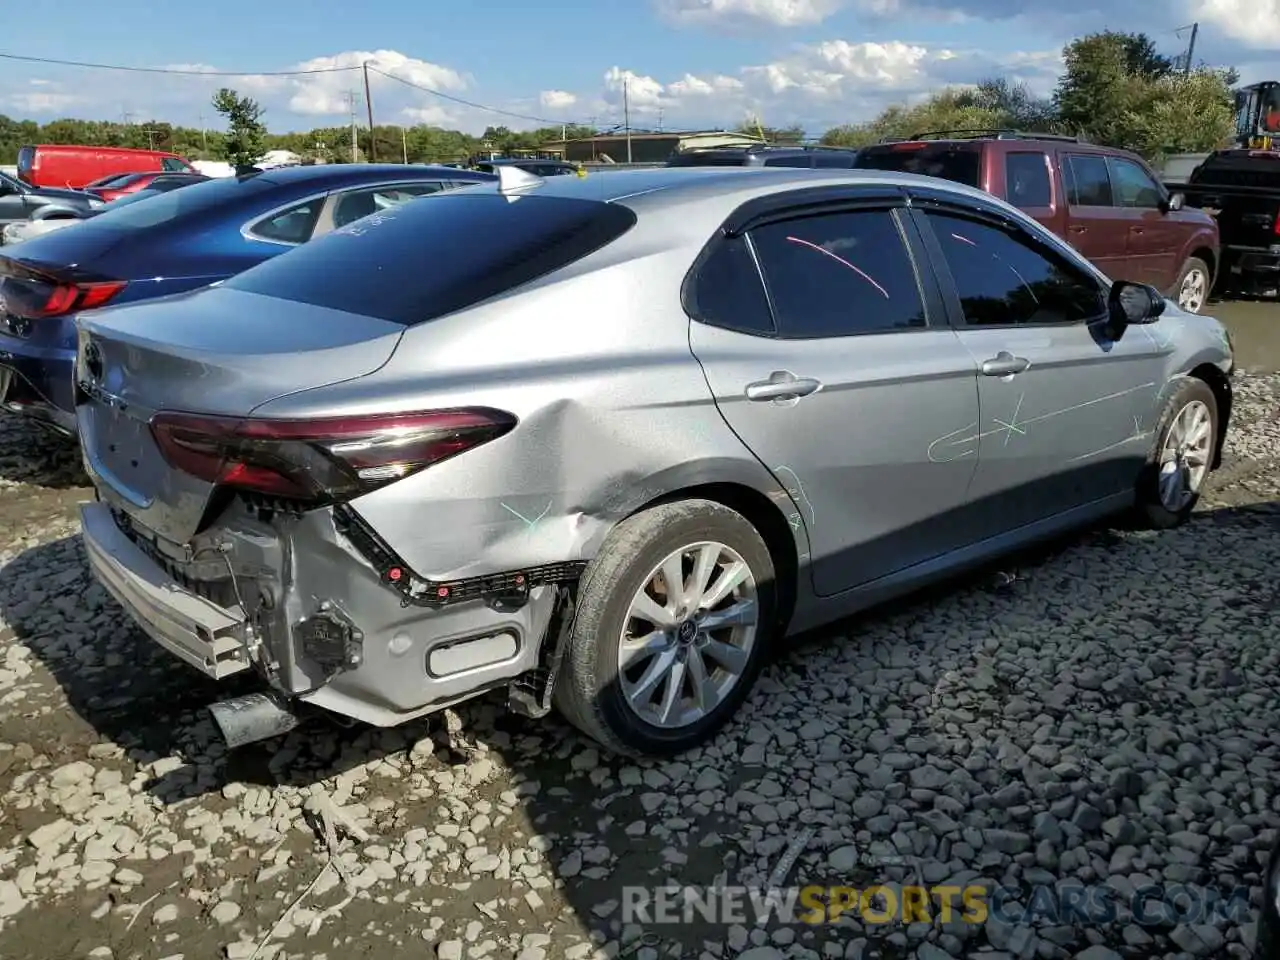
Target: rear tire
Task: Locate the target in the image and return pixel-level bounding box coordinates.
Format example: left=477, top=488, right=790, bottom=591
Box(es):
left=553, top=499, right=776, bottom=758
left=1172, top=257, right=1210, bottom=314
left=1134, top=377, right=1218, bottom=529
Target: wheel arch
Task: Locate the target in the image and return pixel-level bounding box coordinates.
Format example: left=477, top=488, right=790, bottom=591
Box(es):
left=1188, top=246, right=1217, bottom=287
left=625, top=480, right=801, bottom=635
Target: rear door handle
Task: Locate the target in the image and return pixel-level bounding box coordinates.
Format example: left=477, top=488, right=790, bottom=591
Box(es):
left=1068, top=225, right=1086, bottom=233
left=1131, top=226, right=1145, bottom=235
left=745, top=371, right=822, bottom=401
left=980, top=352, right=1030, bottom=377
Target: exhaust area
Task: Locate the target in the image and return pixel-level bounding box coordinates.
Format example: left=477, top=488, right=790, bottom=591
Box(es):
left=209, top=691, right=304, bottom=749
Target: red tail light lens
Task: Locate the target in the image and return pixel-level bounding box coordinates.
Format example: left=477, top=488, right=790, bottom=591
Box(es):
left=1274, top=211, right=1280, bottom=236
left=0, top=259, right=127, bottom=319
left=150, top=408, right=517, bottom=504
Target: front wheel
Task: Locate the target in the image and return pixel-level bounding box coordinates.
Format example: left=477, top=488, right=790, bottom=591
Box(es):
left=1172, top=257, right=1211, bottom=314
left=1134, top=377, right=1218, bottom=529
left=553, top=499, right=776, bottom=757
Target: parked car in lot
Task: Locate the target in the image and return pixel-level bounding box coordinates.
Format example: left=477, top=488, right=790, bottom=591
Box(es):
left=853, top=130, right=1221, bottom=314
left=71, top=165, right=1234, bottom=758
left=0, top=164, right=495, bottom=434
left=473, top=158, right=581, bottom=177
left=87, top=171, right=209, bottom=203
left=667, top=144, right=861, bottom=168
left=0, top=169, right=106, bottom=228
left=16, top=144, right=196, bottom=189
left=2, top=174, right=212, bottom=246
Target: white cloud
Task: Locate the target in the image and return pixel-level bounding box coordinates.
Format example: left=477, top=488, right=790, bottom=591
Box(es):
left=539, top=90, right=578, bottom=110
left=5, top=91, right=83, bottom=112
left=1192, top=0, right=1280, bottom=49
left=656, top=0, right=842, bottom=27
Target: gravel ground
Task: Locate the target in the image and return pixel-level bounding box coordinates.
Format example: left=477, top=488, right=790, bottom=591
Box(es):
left=0, top=374, right=1277, bottom=960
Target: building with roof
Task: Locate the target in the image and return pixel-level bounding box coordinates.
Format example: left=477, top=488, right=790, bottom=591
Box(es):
left=543, top=130, right=769, bottom=164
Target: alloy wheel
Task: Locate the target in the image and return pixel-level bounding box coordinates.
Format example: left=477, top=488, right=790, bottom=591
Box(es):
left=617, top=541, right=759, bottom=730
left=1158, top=399, right=1213, bottom=512
left=1177, top=267, right=1207, bottom=314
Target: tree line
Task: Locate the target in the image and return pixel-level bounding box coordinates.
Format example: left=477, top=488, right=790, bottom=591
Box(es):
left=0, top=31, right=1245, bottom=170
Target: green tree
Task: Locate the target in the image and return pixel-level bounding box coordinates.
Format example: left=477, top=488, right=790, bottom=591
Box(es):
left=211, top=88, right=266, bottom=170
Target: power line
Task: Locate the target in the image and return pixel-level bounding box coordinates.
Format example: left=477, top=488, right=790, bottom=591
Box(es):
left=0, top=51, right=357, bottom=76
left=368, top=66, right=585, bottom=127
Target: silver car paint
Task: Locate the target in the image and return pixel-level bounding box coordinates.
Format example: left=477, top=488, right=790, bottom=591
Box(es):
left=74, top=167, right=1233, bottom=728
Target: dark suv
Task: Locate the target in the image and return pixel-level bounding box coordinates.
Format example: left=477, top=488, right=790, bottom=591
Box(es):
left=666, top=144, right=861, bottom=169
left=853, top=130, right=1220, bottom=314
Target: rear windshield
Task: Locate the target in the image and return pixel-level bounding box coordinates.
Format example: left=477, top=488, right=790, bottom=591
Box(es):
left=222, top=192, right=639, bottom=325
left=667, top=152, right=749, bottom=167
left=854, top=144, right=982, bottom=186
left=1191, top=155, right=1280, bottom=189
left=64, top=175, right=274, bottom=232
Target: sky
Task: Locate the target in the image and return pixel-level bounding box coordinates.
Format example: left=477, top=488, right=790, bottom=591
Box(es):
left=1, top=0, right=1277, bottom=138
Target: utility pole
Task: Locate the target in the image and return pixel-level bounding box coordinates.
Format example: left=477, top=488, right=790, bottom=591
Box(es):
left=657, top=106, right=664, bottom=133
left=623, top=76, right=632, bottom=163
left=362, top=61, right=376, bottom=162
left=401, top=127, right=408, bottom=164
left=1184, top=22, right=1198, bottom=76
left=197, top=113, right=208, bottom=153
left=346, top=91, right=359, bottom=162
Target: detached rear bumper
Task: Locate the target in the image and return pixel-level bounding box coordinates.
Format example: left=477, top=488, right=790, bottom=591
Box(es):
left=80, top=501, right=251, bottom=678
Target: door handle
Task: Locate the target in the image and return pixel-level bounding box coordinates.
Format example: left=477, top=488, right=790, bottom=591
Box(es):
left=1068, top=225, right=1086, bottom=233
left=1131, top=226, right=1145, bottom=235
left=744, top=371, right=822, bottom=401
left=980, top=352, right=1030, bottom=377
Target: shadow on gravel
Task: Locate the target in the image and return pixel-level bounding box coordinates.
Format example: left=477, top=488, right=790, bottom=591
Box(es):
left=2, top=497, right=1278, bottom=958
left=0, top=413, right=89, bottom=489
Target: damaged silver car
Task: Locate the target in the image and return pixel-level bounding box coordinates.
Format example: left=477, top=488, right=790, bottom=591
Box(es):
left=74, top=165, right=1234, bottom=757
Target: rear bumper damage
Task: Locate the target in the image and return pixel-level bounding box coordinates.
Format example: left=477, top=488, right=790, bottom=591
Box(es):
left=79, top=499, right=568, bottom=743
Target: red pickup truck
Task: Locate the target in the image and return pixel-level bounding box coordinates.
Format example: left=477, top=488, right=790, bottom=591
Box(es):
left=854, top=131, right=1221, bottom=314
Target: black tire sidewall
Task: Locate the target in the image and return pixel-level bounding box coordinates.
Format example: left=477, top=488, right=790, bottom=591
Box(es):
left=1138, top=378, right=1218, bottom=528
left=570, top=503, right=775, bottom=755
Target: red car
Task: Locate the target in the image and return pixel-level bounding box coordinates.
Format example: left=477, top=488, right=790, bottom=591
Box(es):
left=86, top=171, right=205, bottom=203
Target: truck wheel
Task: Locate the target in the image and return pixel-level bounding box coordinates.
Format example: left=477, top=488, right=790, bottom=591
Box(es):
left=553, top=499, right=776, bottom=758
left=1172, top=257, right=1211, bottom=314
left=1133, top=377, right=1218, bottom=529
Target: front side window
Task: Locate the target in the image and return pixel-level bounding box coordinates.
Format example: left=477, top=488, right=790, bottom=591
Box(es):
left=1065, top=155, right=1112, bottom=207
left=1005, top=152, right=1052, bottom=208
left=925, top=211, right=1105, bottom=326
left=249, top=199, right=323, bottom=244
left=749, top=208, right=927, bottom=338
left=1108, top=157, right=1163, bottom=208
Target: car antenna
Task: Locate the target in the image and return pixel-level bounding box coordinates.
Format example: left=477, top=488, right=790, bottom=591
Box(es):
left=495, top=164, right=544, bottom=200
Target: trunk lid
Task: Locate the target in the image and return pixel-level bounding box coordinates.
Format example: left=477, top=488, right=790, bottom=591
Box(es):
left=76, top=286, right=407, bottom=544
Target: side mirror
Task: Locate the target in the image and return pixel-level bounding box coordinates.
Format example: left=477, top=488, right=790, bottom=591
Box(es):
left=1109, top=280, right=1166, bottom=334
left=1160, top=192, right=1185, bottom=213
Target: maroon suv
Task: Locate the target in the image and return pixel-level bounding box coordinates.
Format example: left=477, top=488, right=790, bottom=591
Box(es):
left=855, top=130, right=1221, bottom=314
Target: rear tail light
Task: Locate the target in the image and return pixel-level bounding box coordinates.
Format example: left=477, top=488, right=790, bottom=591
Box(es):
left=150, top=408, right=517, bottom=504
left=1274, top=210, right=1280, bottom=236
left=890, top=142, right=929, bottom=151
left=0, top=260, right=127, bottom=319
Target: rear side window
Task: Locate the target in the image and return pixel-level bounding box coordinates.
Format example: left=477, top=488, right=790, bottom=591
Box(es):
left=1065, top=155, right=1112, bottom=206
left=223, top=194, right=638, bottom=325
left=1005, top=152, right=1052, bottom=208
left=749, top=209, right=927, bottom=338
left=763, top=155, right=813, bottom=167
left=250, top=200, right=323, bottom=243
left=814, top=151, right=857, bottom=168
left=685, top=236, right=774, bottom=335
left=854, top=145, right=981, bottom=187
left=667, top=152, right=748, bottom=167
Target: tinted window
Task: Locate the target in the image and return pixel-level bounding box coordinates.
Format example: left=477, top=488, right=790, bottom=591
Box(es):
left=1066, top=155, right=1112, bottom=206
left=813, top=151, right=856, bottom=168
left=70, top=175, right=273, bottom=232
left=667, top=152, right=749, bottom=167
left=1005, top=152, right=1052, bottom=208
left=749, top=209, right=926, bottom=338
left=925, top=211, right=1105, bottom=326
left=251, top=200, right=323, bottom=243
left=223, top=194, right=638, bottom=326
left=17, top=147, right=33, bottom=177
left=161, top=158, right=189, bottom=172
left=332, top=184, right=443, bottom=228
left=854, top=145, right=981, bottom=186
left=1109, top=158, right=1162, bottom=208
left=686, top=236, right=773, bottom=334
left=763, top=155, right=813, bottom=167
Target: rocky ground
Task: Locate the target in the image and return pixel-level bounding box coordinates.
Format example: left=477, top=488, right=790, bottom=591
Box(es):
left=0, top=374, right=1277, bottom=960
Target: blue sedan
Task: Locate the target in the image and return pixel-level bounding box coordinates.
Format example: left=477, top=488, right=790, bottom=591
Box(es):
left=0, top=163, right=495, bottom=435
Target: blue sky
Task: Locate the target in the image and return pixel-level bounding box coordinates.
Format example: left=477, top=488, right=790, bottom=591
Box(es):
left=2, top=0, right=1276, bottom=136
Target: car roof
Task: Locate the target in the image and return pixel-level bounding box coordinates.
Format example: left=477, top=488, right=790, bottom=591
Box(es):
left=244, top=164, right=497, bottom=187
